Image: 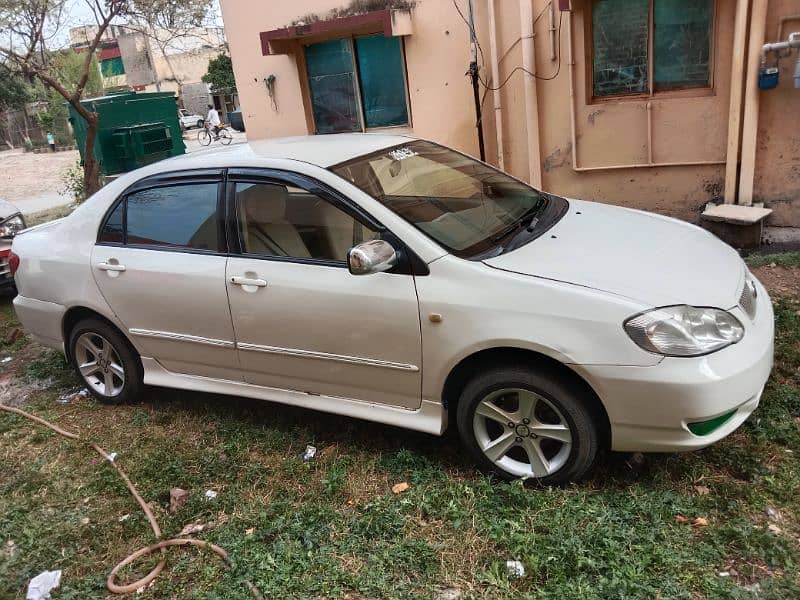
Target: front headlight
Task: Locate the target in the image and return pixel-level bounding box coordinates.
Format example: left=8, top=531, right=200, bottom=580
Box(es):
left=624, top=305, right=744, bottom=357
left=0, top=213, right=25, bottom=238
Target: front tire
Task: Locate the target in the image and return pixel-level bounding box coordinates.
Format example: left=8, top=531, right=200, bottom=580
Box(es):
left=456, top=365, right=598, bottom=484
left=69, top=318, right=143, bottom=405
left=197, top=129, right=212, bottom=146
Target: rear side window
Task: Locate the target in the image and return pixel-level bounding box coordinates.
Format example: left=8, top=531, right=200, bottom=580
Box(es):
left=99, top=183, right=221, bottom=252
left=100, top=201, right=124, bottom=243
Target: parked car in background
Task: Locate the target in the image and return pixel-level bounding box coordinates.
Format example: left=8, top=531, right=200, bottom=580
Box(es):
left=0, top=199, right=25, bottom=293
left=10, top=134, right=774, bottom=483
left=178, top=108, right=204, bottom=130
left=227, top=110, right=245, bottom=132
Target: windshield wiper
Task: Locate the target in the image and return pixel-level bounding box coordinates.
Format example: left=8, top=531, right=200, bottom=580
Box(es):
left=490, top=202, right=542, bottom=245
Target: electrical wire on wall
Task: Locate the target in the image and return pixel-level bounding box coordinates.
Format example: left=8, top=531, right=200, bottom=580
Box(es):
left=451, top=0, right=564, bottom=93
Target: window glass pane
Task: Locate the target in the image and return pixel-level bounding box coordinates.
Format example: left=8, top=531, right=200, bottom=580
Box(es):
left=101, top=56, right=125, bottom=77
left=333, top=141, right=545, bottom=258
left=592, top=0, right=650, bottom=96
left=654, top=0, right=712, bottom=91
left=99, top=200, right=124, bottom=243
left=305, top=40, right=361, bottom=134
left=236, top=182, right=378, bottom=261
left=355, top=35, right=409, bottom=128
left=126, top=184, right=220, bottom=251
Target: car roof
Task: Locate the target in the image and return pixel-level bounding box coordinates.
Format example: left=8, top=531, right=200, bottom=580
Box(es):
left=154, top=133, right=412, bottom=172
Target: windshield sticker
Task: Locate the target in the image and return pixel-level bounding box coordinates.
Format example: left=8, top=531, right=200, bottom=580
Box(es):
left=388, top=147, right=418, bottom=161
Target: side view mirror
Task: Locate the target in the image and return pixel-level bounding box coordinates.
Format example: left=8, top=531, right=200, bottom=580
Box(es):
left=348, top=239, right=398, bottom=275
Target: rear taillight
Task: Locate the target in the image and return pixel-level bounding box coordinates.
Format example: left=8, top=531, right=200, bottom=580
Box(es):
left=9, top=251, right=19, bottom=275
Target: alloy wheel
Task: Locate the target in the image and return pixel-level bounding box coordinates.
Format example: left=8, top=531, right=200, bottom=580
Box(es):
left=472, top=388, right=572, bottom=478
left=74, top=332, right=125, bottom=397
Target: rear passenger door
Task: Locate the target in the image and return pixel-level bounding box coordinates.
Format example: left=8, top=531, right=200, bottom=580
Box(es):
left=225, top=169, right=423, bottom=410
left=92, top=170, right=240, bottom=381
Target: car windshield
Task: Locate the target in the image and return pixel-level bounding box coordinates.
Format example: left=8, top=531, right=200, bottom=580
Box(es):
left=331, top=140, right=555, bottom=258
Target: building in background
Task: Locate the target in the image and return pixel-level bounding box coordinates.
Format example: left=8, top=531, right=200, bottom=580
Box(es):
left=69, top=24, right=235, bottom=117
left=220, top=0, right=800, bottom=232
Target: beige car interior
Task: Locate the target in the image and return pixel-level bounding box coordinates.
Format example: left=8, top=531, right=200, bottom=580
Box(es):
left=237, top=183, right=377, bottom=261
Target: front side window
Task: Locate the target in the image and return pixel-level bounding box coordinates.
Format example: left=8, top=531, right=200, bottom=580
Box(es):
left=592, top=0, right=713, bottom=98
left=99, top=183, right=221, bottom=251
left=235, top=182, right=379, bottom=262
left=332, top=141, right=566, bottom=259
left=305, top=35, right=409, bottom=134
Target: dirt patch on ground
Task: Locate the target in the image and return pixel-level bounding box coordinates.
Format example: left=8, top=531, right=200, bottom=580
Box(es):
left=751, top=265, right=800, bottom=300
left=0, top=148, right=77, bottom=212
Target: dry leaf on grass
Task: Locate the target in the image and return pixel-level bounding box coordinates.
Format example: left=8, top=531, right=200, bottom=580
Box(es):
left=245, top=527, right=255, bottom=536
left=768, top=524, right=782, bottom=534
left=169, top=488, right=190, bottom=514
left=692, top=517, right=709, bottom=527
left=391, top=482, right=410, bottom=494
left=693, top=485, right=711, bottom=496
left=675, top=515, right=689, bottom=524
left=179, top=521, right=210, bottom=536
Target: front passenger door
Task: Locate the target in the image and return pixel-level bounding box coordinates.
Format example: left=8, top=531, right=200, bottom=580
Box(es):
left=225, top=172, right=423, bottom=410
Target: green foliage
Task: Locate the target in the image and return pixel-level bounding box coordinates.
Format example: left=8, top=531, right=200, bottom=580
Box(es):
left=0, top=62, right=33, bottom=110
left=746, top=252, right=800, bottom=269
left=61, top=160, right=87, bottom=203
left=202, top=53, right=236, bottom=94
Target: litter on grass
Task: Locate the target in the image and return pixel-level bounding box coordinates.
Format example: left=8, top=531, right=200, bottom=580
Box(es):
left=302, top=445, right=317, bottom=462
left=1, top=357, right=11, bottom=364
left=57, top=388, right=88, bottom=404
left=506, top=560, right=525, bottom=578
left=204, top=490, right=218, bottom=500
left=26, top=570, right=61, bottom=600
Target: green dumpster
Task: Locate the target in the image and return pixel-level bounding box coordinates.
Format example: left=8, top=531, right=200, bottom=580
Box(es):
left=67, top=91, right=186, bottom=176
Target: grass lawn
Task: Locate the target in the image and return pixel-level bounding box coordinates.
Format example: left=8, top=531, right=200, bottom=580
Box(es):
left=0, top=268, right=798, bottom=598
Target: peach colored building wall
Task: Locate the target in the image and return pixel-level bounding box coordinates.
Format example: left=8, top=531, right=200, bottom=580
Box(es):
left=219, top=0, right=800, bottom=227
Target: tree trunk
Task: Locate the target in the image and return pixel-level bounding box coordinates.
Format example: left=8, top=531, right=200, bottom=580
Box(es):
left=82, top=111, right=101, bottom=198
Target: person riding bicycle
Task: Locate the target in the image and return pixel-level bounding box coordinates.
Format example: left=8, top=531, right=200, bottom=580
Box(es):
left=206, top=104, right=223, bottom=139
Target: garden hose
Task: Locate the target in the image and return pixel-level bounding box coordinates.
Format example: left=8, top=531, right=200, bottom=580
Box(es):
left=0, top=404, right=263, bottom=598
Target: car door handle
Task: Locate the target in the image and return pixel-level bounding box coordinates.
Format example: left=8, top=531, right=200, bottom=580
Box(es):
left=96, top=262, right=126, bottom=272
left=230, top=276, right=267, bottom=287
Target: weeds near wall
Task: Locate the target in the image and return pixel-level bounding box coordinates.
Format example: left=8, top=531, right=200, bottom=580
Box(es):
left=61, top=160, right=86, bottom=204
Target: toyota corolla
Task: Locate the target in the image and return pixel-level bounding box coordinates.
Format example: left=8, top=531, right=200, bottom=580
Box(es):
left=11, top=134, right=773, bottom=483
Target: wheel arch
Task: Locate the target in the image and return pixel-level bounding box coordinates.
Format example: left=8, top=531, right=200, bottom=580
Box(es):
left=62, top=306, right=138, bottom=362
left=441, top=346, right=612, bottom=450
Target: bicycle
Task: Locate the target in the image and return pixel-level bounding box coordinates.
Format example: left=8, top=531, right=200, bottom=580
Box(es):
left=198, top=123, right=233, bottom=146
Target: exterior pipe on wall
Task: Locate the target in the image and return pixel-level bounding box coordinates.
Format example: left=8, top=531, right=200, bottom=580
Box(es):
left=738, top=0, right=770, bottom=206
left=724, top=0, right=751, bottom=205
left=548, top=0, right=557, bottom=61
left=520, top=0, right=542, bottom=188
left=567, top=11, right=725, bottom=173
left=487, top=0, right=505, bottom=169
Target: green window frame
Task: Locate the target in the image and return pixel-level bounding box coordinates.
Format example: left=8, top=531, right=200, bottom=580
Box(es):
left=101, top=56, right=126, bottom=77
left=304, top=35, right=410, bottom=134
left=591, top=0, right=714, bottom=98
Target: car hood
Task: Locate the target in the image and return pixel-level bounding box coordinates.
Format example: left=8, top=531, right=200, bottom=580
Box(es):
left=0, top=198, right=20, bottom=220
left=484, top=199, right=745, bottom=308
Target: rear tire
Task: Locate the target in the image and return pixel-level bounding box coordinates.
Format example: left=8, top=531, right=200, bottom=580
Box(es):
left=456, top=365, right=598, bottom=484
left=196, top=119, right=204, bottom=129
left=219, top=128, right=233, bottom=145
left=68, top=318, right=143, bottom=405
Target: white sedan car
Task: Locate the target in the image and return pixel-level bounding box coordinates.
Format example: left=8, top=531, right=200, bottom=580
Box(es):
left=178, top=108, right=204, bottom=130
left=11, top=134, right=773, bottom=483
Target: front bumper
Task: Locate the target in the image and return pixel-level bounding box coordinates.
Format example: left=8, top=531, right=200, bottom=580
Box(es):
left=576, top=278, right=774, bottom=452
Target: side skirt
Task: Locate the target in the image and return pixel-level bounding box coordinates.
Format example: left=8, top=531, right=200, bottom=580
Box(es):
left=140, top=357, right=447, bottom=436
